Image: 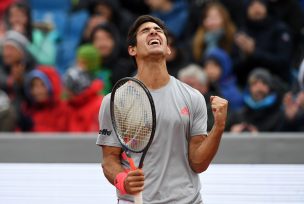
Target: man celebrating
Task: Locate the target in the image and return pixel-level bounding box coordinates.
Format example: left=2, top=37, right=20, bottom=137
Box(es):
left=97, top=15, right=228, bottom=204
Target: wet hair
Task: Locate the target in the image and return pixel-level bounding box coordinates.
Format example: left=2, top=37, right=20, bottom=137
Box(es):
left=127, top=15, right=168, bottom=47
left=126, top=15, right=169, bottom=67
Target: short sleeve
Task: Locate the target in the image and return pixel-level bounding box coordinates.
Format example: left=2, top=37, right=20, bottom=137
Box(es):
left=96, top=94, right=121, bottom=147
left=191, top=92, right=208, bottom=136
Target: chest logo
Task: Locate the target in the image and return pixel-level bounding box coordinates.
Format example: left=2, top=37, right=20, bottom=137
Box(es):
left=180, top=107, right=189, bottom=116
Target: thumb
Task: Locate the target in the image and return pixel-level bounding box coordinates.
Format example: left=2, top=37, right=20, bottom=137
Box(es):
left=210, top=95, right=215, bottom=103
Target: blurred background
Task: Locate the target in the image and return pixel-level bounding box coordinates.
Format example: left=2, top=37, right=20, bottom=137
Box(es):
left=0, top=0, right=303, bottom=203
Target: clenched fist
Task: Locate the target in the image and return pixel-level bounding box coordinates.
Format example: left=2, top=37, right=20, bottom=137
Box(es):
left=210, top=96, right=228, bottom=130
left=124, top=169, right=145, bottom=195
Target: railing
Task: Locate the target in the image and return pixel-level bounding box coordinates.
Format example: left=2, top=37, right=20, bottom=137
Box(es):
left=0, top=132, right=303, bottom=163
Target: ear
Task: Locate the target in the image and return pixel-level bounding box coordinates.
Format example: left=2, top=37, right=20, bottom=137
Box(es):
left=166, top=46, right=171, bottom=56
left=128, top=46, right=137, bottom=56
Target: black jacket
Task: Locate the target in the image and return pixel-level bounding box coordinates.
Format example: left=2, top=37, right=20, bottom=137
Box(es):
left=234, top=17, right=293, bottom=85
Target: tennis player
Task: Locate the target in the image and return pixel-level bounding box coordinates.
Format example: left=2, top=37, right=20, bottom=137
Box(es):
left=96, top=15, right=228, bottom=204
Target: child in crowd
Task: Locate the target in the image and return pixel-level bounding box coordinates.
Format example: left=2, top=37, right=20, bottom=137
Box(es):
left=23, top=66, right=69, bottom=132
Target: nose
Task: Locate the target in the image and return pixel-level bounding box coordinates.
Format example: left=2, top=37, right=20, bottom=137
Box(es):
left=149, top=28, right=157, bottom=35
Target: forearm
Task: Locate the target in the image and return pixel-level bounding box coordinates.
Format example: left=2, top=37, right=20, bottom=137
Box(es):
left=101, top=147, right=124, bottom=185
left=190, top=125, right=224, bottom=173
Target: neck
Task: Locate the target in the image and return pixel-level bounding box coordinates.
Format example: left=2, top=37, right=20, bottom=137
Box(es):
left=136, top=58, right=170, bottom=90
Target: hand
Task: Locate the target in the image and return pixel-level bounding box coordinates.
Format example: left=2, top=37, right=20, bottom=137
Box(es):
left=296, top=91, right=304, bottom=109
left=210, top=96, right=228, bottom=131
left=235, top=33, right=255, bottom=55
left=124, top=169, right=145, bottom=195
left=283, top=92, right=299, bottom=119
left=230, top=123, right=246, bottom=133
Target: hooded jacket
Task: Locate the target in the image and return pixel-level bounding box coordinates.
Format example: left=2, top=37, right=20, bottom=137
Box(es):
left=204, top=48, right=243, bottom=111
left=23, top=66, right=69, bottom=132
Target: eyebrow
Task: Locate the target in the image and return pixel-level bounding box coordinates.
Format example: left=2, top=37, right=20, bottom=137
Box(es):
left=138, top=26, right=163, bottom=33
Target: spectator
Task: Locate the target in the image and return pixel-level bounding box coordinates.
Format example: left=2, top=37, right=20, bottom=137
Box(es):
left=3, top=2, right=33, bottom=41
left=63, top=68, right=103, bottom=132
left=0, top=30, right=36, bottom=131
left=4, top=1, right=58, bottom=65
left=22, top=66, right=69, bottom=132
left=0, top=89, right=16, bottom=131
left=191, top=2, right=236, bottom=63
left=81, top=0, right=134, bottom=44
left=234, top=0, right=292, bottom=86
left=187, top=0, right=244, bottom=36
left=178, top=63, right=214, bottom=131
left=282, top=59, right=304, bottom=131
left=145, top=0, right=189, bottom=40
left=267, top=0, right=304, bottom=67
left=228, top=68, right=284, bottom=132
left=90, top=23, right=135, bottom=86
left=71, top=44, right=110, bottom=94
left=202, top=48, right=243, bottom=111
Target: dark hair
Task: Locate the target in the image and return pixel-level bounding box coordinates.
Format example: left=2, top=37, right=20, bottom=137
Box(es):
left=127, top=15, right=168, bottom=48
left=90, top=22, right=119, bottom=43
left=5, top=2, right=33, bottom=42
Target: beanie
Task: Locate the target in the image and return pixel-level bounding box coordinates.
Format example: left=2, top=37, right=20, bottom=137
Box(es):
left=77, top=44, right=101, bottom=75
left=3, top=30, right=29, bottom=56
left=248, top=68, right=272, bottom=88
left=63, top=68, right=93, bottom=94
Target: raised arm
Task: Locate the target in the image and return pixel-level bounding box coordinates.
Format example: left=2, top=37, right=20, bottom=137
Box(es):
left=188, top=96, right=228, bottom=173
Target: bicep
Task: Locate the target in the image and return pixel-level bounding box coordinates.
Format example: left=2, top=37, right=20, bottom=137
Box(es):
left=188, top=135, right=206, bottom=157
left=102, top=145, right=122, bottom=164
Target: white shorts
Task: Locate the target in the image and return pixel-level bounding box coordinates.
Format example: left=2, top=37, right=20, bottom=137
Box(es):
left=117, top=199, right=134, bottom=204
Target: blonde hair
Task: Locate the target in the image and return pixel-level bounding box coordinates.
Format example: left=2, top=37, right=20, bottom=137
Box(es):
left=192, top=2, right=236, bottom=61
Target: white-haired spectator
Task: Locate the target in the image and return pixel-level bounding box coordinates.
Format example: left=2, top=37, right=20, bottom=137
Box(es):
left=178, top=63, right=208, bottom=94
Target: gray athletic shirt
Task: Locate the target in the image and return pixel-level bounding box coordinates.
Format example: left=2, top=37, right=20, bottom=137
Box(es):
left=96, top=76, right=208, bottom=204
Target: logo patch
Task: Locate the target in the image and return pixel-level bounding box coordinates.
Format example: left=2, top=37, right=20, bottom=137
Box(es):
left=99, top=129, right=112, bottom=136
left=180, top=107, right=189, bottom=116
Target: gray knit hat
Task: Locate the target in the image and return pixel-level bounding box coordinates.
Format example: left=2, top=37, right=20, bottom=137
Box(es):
left=3, top=30, right=30, bottom=56
left=63, top=67, right=93, bottom=94
left=248, top=68, right=272, bottom=88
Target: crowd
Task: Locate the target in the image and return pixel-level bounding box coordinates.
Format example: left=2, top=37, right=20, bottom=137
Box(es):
left=0, top=0, right=303, bottom=132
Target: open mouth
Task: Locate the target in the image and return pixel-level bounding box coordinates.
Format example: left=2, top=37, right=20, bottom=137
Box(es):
left=148, top=39, right=161, bottom=46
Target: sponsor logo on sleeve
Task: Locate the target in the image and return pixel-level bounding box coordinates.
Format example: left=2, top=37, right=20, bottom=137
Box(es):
left=99, top=129, right=112, bottom=136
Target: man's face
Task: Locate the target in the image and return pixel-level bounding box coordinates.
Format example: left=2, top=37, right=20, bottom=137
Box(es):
left=249, top=79, right=270, bottom=102
left=129, top=22, right=170, bottom=59
left=93, top=30, right=115, bottom=58
left=30, top=78, right=49, bottom=103
left=248, top=1, right=267, bottom=21
left=2, top=43, right=23, bottom=65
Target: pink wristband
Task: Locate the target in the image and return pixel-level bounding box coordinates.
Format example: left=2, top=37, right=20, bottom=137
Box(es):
left=114, top=172, right=128, bottom=195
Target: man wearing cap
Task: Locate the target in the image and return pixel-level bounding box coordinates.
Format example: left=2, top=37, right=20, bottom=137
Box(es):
left=228, top=68, right=284, bottom=132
